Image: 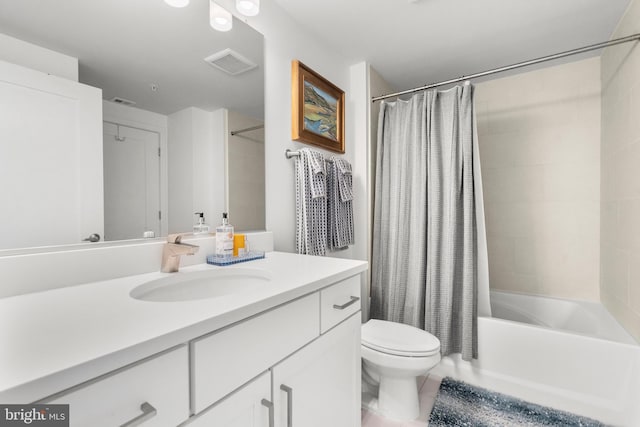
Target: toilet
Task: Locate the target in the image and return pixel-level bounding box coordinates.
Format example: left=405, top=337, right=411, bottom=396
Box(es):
left=361, top=319, right=441, bottom=421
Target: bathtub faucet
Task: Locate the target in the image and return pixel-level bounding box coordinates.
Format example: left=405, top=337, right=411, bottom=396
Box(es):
left=161, top=233, right=199, bottom=273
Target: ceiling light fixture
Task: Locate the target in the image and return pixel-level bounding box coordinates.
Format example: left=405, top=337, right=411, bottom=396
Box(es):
left=164, top=0, right=190, bottom=8
left=236, top=0, right=259, bottom=17
left=210, top=1, right=233, bottom=32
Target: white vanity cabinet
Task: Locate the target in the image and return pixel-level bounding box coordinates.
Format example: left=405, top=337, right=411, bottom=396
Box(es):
left=188, top=312, right=361, bottom=427
left=187, top=275, right=362, bottom=427
left=3, top=256, right=366, bottom=427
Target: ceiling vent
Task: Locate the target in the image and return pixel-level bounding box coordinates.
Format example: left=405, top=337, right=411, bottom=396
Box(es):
left=109, top=97, right=136, bottom=107
left=204, top=48, right=257, bottom=75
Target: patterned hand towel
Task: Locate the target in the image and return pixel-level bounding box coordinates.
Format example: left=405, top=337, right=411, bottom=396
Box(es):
left=295, top=148, right=328, bottom=256
left=328, top=157, right=354, bottom=250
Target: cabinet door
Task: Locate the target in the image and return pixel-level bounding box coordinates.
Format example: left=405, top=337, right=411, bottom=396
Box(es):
left=272, top=314, right=360, bottom=427
left=187, top=372, right=271, bottom=427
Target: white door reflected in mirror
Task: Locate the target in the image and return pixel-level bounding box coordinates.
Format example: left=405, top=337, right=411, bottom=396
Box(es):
left=103, top=122, right=161, bottom=241
left=0, top=60, right=103, bottom=250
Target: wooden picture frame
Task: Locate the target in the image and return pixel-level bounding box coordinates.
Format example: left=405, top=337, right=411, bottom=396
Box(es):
left=291, top=60, right=345, bottom=153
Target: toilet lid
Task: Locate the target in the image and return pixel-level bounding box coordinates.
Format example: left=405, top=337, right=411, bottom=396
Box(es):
left=362, top=319, right=440, bottom=357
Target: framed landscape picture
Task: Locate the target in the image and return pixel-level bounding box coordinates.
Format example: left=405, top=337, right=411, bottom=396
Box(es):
left=291, top=60, right=345, bottom=153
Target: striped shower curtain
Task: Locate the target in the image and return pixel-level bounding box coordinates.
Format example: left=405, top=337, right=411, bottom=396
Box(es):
left=370, top=84, right=489, bottom=361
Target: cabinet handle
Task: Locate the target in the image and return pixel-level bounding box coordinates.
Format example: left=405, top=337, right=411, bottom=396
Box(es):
left=261, top=398, right=274, bottom=427
left=280, top=384, right=293, bottom=427
left=333, top=296, right=359, bottom=310
left=120, top=402, right=157, bottom=427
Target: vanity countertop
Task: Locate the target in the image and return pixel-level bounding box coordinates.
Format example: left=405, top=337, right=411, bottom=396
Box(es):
left=0, top=251, right=367, bottom=402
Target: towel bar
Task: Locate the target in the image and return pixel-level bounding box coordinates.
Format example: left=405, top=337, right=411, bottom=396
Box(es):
left=285, top=149, right=336, bottom=162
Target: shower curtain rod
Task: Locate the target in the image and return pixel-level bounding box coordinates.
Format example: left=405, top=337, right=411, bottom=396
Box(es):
left=230, top=124, right=264, bottom=136
left=372, top=33, right=640, bottom=102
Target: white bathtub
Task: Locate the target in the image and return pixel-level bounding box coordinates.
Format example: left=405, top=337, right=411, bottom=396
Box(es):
left=490, top=291, right=637, bottom=344
left=431, top=291, right=640, bottom=426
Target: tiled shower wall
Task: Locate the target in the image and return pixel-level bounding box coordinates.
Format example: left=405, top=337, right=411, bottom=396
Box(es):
left=600, top=0, right=640, bottom=342
left=476, top=57, right=601, bottom=301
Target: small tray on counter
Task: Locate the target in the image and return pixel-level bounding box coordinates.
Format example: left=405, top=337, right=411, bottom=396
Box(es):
left=206, top=251, right=266, bottom=266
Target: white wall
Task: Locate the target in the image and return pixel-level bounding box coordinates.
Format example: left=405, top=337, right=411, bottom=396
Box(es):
left=600, top=0, right=640, bottom=342
left=0, top=32, right=78, bottom=81
left=476, top=57, right=601, bottom=301
left=218, top=0, right=366, bottom=261
left=260, top=12, right=351, bottom=254
left=227, top=110, right=265, bottom=231
left=168, top=107, right=226, bottom=234
left=103, top=101, right=168, bottom=135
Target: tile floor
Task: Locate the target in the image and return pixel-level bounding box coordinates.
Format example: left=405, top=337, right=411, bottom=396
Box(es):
left=361, top=374, right=443, bottom=427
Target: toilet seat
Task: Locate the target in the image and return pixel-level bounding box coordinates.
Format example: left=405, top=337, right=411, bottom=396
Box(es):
left=362, top=319, right=440, bottom=357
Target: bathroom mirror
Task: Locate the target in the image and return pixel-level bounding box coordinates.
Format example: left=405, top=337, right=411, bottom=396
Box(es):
left=0, top=0, right=265, bottom=251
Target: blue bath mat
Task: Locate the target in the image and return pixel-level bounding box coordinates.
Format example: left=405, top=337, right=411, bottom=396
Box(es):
left=429, top=377, right=607, bottom=426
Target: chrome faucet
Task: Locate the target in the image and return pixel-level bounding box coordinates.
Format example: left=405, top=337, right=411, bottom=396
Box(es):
left=161, top=234, right=199, bottom=273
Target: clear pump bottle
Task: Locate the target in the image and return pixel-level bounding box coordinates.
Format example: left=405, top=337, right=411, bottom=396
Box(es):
left=193, top=212, right=210, bottom=234
left=215, top=212, right=234, bottom=257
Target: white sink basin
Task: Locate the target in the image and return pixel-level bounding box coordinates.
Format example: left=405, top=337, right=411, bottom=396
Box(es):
left=130, top=268, right=272, bottom=302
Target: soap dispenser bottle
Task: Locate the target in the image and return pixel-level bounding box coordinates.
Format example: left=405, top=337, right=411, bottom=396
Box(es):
left=193, top=212, right=210, bottom=235
left=215, top=212, right=234, bottom=257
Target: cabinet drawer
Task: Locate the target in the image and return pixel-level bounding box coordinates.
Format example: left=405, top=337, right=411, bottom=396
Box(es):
left=191, top=293, right=319, bottom=414
left=320, top=275, right=361, bottom=333
left=47, top=346, right=189, bottom=427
